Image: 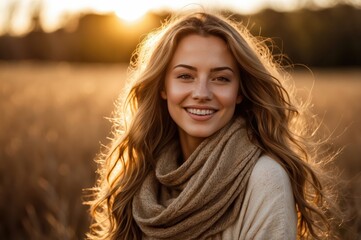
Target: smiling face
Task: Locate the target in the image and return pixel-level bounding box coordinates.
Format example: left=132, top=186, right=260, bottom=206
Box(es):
left=162, top=34, right=242, bottom=158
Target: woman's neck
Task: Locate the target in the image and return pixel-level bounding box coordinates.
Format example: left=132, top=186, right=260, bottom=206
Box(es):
left=178, top=133, right=205, bottom=161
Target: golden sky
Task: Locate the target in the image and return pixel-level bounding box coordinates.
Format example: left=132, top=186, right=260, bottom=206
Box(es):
left=0, top=0, right=357, bottom=36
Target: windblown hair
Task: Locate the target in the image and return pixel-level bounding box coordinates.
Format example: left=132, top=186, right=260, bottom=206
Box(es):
left=86, top=11, right=336, bottom=240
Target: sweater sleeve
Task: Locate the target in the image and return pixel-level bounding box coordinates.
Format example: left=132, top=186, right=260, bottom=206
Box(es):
left=238, top=155, right=297, bottom=240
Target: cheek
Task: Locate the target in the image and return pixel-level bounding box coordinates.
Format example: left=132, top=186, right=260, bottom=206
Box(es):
left=217, top=88, right=241, bottom=106
left=165, top=81, right=190, bottom=104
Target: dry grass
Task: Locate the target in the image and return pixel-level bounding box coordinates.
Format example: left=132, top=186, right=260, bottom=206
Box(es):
left=0, top=62, right=125, bottom=239
left=292, top=69, right=361, bottom=239
left=0, top=62, right=360, bottom=239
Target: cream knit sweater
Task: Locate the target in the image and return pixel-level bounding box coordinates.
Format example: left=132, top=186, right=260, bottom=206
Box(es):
left=219, top=155, right=297, bottom=240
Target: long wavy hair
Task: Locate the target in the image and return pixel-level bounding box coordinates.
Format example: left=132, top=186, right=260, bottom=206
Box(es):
left=86, top=11, right=336, bottom=239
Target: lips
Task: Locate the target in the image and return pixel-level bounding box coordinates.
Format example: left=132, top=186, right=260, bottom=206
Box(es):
left=185, top=108, right=217, bottom=116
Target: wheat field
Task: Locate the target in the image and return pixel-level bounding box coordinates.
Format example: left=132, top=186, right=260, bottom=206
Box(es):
left=0, top=62, right=360, bottom=239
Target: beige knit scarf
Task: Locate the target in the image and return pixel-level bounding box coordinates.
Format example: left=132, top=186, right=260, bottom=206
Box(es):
left=132, top=117, right=261, bottom=239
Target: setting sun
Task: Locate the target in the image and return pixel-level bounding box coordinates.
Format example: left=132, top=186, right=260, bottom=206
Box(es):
left=114, top=3, right=149, bottom=23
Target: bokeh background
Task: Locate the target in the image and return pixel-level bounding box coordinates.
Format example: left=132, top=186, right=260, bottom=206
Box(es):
left=1, top=0, right=360, bottom=239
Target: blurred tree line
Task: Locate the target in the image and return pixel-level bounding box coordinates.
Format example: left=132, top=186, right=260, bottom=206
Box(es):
left=0, top=4, right=360, bottom=67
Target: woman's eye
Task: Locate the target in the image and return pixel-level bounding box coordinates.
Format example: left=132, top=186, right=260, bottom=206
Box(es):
left=177, top=74, right=192, bottom=80
left=214, top=76, right=230, bottom=82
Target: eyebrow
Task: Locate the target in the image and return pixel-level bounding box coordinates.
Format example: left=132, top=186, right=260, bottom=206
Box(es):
left=173, top=64, right=234, bottom=73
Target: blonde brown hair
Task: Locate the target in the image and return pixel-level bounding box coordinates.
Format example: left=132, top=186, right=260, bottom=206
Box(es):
left=87, top=11, right=335, bottom=239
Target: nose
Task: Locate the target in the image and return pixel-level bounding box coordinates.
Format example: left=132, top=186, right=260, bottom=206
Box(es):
left=192, top=78, right=212, bottom=101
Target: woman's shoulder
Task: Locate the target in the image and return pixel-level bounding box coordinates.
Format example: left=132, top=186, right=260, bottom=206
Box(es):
left=248, top=155, right=291, bottom=193
left=240, top=155, right=297, bottom=239
left=221, top=155, right=297, bottom=239
left=244, top=155, right=295, bottom=213
left=253, top=155, right=286, bottom=175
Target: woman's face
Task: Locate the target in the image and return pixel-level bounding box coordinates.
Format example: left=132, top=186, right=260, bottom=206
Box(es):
left=162, top=34, right=242, bottom=150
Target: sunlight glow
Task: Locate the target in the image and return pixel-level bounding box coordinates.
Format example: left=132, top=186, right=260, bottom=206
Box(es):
left=113, top=2, right=149, bottom=23
left=2, top=0, right=360, bottom=36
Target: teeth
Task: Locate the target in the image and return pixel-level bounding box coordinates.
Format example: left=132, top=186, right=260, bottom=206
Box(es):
left=187, top=108, right=215, bottom=116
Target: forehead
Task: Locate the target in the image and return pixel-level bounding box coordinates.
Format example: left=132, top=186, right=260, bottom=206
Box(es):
left=169, top=34, right=237, bottom=69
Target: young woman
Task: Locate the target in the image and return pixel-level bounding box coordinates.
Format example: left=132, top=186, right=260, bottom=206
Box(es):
left=87, top=11, right=335, bottom=239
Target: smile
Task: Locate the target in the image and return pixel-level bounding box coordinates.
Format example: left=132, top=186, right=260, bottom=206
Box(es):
left=186, top=108, right=216, bottom=116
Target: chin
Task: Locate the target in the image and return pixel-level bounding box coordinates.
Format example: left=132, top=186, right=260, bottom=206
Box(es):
left=185, top=128, right=219, bottom=138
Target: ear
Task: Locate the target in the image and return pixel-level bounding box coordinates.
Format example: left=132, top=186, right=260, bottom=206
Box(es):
left=236, top=94, right=243, bottom=104
left=161, top=90, right=167, bottom=100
